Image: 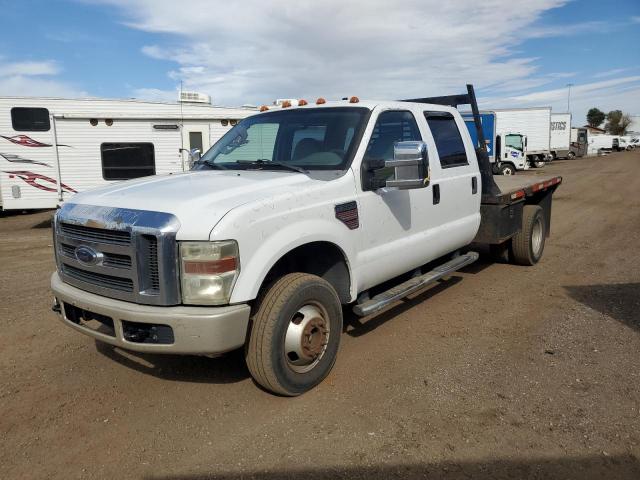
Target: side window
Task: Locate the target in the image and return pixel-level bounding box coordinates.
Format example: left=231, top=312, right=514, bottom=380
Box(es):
left=101, top=143, right=156, bottom=180
left=364, top=111, right=421, bottom=182
left=11, top=107, right=50, bottom=132
left=424, top=112, right=468, bottom=168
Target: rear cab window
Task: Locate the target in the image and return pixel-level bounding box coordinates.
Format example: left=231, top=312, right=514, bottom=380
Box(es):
left=423, top=112, right=468, bottom=168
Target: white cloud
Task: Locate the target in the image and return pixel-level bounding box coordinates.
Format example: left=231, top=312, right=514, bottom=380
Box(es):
left=592, top=68, right=633, bottom=78
left=0, top=58, right=87, bottom=97
left=0, top=60, right=60, bottom=77
left=95, top=0, right=580, bottom=105
left=482, top=76, right=640, bottom=124
left=524, top=20, right=610, bottom=38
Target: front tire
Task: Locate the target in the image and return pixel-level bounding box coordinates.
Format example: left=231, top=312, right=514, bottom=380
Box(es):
left=245, top=273, right=342, bottom=396
left=499, top=163, right=516, bottom=175
left=567, top=151, right=576, bottom=159
left=511, top=205, right=546, bottom=265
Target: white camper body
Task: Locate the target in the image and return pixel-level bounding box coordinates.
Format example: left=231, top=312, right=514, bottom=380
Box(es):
left=550, top=113, right=572, bottom=158
left=587, top=134, right=617, bottom=155
left=493, top=107, right=552, bottom=163
left=0, top=97, right=256, bottom=210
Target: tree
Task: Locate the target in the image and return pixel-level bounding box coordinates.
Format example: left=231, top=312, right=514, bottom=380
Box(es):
left=586, top=108, right=605, bottom=128
left=605, top=110, right=632, bottom=135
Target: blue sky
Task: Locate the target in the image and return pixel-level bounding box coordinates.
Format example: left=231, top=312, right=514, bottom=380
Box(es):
left=0, top=0, right=638, bottom=125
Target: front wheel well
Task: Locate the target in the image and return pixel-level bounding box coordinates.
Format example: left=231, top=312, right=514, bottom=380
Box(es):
left=259, top=242, right=351, bottom=304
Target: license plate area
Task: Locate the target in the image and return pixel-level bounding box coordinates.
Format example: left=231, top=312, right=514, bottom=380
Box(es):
left=63, top=303, right=116, bottom=337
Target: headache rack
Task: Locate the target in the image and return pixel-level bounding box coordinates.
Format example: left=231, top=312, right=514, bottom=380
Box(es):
left=401, top=84, right=501, bottom=197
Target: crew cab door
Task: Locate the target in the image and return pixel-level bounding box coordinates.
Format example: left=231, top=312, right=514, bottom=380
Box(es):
left=422, top=110, right=481, bottom=250
left=354, top=109, right=441, bottom=291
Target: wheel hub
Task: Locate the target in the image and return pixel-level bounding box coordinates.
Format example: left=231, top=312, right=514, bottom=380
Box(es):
left=532, top=216, right=543, bottom=256
left=284, top=303, right=330, bottom=373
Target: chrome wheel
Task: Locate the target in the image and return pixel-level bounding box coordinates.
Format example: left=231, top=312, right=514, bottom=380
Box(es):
left=532, top=215, right=544, bottom=257
left=284, top=302, right=330, bottom=373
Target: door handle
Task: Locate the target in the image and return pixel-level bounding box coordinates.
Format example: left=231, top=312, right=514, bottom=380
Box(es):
left=433, top=184, right=440, bottom=205
left=472, top=176, right=478, bottom=194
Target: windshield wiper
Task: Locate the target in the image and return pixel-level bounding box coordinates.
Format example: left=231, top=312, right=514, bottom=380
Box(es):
left=236, top=160, right=308, bottom=174
left=201, top=160, right=229, bottom=170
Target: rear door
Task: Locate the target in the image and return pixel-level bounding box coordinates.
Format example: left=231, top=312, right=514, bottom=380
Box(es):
left=422, top=110, right=481, bottom=247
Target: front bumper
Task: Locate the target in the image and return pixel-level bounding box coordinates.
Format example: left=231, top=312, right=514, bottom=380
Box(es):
left=51, top=272, right=250, bottom=355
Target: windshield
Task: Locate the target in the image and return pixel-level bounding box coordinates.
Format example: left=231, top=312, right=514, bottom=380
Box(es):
left=505, top=134, right=524, bottom=152
left=199, top=107, right=369, bottom=171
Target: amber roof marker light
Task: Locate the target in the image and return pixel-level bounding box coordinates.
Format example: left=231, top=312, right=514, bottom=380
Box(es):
left=259, top=105, right=270, bottom=112
left=349, top=96, right=360, bottom=103
left=316, top=98, right=326, bottom=105
left=298, top=99, right=308, bottom=106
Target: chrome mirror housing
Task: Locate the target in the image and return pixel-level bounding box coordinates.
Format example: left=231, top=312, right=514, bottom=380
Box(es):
left=385, top=141, right=430, bottom=189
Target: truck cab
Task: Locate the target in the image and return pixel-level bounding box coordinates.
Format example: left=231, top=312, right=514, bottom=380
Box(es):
left=51, top=86, right=561, bottom=396
left=499, top=133, right=528, bottom=174
left=463, top=112, right=528, bottom=175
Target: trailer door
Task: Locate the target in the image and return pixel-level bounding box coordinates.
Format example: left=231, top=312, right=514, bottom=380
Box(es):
left=181, top=124, right=211, bottom=170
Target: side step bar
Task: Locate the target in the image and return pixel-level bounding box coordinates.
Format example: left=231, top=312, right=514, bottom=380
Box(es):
left=353, top=251, right=479, bottom=317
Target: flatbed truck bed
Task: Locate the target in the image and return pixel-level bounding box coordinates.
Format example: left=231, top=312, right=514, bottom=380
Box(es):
left=484, top=174, right=563, bottom=204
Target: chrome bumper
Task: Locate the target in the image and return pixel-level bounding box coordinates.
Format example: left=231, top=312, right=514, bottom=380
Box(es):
left=51, top=272, right=250, bottom=355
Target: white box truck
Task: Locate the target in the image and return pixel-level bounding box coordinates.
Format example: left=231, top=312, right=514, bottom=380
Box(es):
left=550, top=113, right=572, bottom=159
left=494, top=107, right=552, bottom=168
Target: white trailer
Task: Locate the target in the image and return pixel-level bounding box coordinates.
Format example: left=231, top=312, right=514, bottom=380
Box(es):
left=0, top=96, right=256, bottom=211
left=550, top=113, right=572, bottom=159
left=587, top=134, right=617, bottom=155
left=493, top=107, right=552, bottom=168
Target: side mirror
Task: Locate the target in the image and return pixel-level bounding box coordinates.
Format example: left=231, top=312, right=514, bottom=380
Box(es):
left=385, top=141, right=430, bottom=189
left=190, top=148, right=202, bottom=161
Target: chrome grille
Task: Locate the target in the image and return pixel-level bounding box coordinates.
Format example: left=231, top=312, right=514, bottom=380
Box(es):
left=60, top=243, right=133, bottom=269
left=62, top=264, right=134, bottom=292
left=145, top=235, right=160, bottom=292
left=54, top=204, right=181, bottom=306
left=59, top=222, right=131, bottom=245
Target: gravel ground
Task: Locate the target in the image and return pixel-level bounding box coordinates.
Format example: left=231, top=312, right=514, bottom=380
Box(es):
left=1, top=150, right=639, bottom=480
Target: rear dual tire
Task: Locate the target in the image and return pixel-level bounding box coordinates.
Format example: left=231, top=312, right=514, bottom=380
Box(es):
left=510, top=205, right=546, bottom=265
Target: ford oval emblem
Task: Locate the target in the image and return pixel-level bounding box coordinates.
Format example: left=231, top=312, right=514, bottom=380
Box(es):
left=74, top=246, right=101, bottom=265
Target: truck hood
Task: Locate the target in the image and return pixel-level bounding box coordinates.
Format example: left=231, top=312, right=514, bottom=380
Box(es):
left=67, top=170, right=319, bottom=240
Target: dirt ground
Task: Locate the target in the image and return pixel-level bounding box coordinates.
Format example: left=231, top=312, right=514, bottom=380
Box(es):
left=1, top=150, right=639, bottom=480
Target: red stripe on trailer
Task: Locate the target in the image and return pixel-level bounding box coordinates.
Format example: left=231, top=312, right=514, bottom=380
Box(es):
left=510, top=190, right=525, bottom=200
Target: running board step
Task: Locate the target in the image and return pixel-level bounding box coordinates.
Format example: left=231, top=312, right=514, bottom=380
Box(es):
left=353, top=251, right=479, bottom=317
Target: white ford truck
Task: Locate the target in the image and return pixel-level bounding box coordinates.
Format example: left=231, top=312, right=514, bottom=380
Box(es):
left=51, top=86, right=561, bottom=396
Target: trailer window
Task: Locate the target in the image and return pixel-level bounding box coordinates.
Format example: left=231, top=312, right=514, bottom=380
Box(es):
left=424, top=112, right=468, bottom=168
left=11, top=107, right=50, bottom=132
left=101, top=143, right=156, bottom=180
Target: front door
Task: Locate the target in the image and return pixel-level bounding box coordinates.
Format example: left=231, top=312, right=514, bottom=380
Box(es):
left=181, top=124, right=211, bottom=170
left=355, top=109, right=441, bottom=291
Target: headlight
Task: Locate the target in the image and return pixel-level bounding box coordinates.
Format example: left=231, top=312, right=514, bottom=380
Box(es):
left=180, top=241, right=239, bottom=305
